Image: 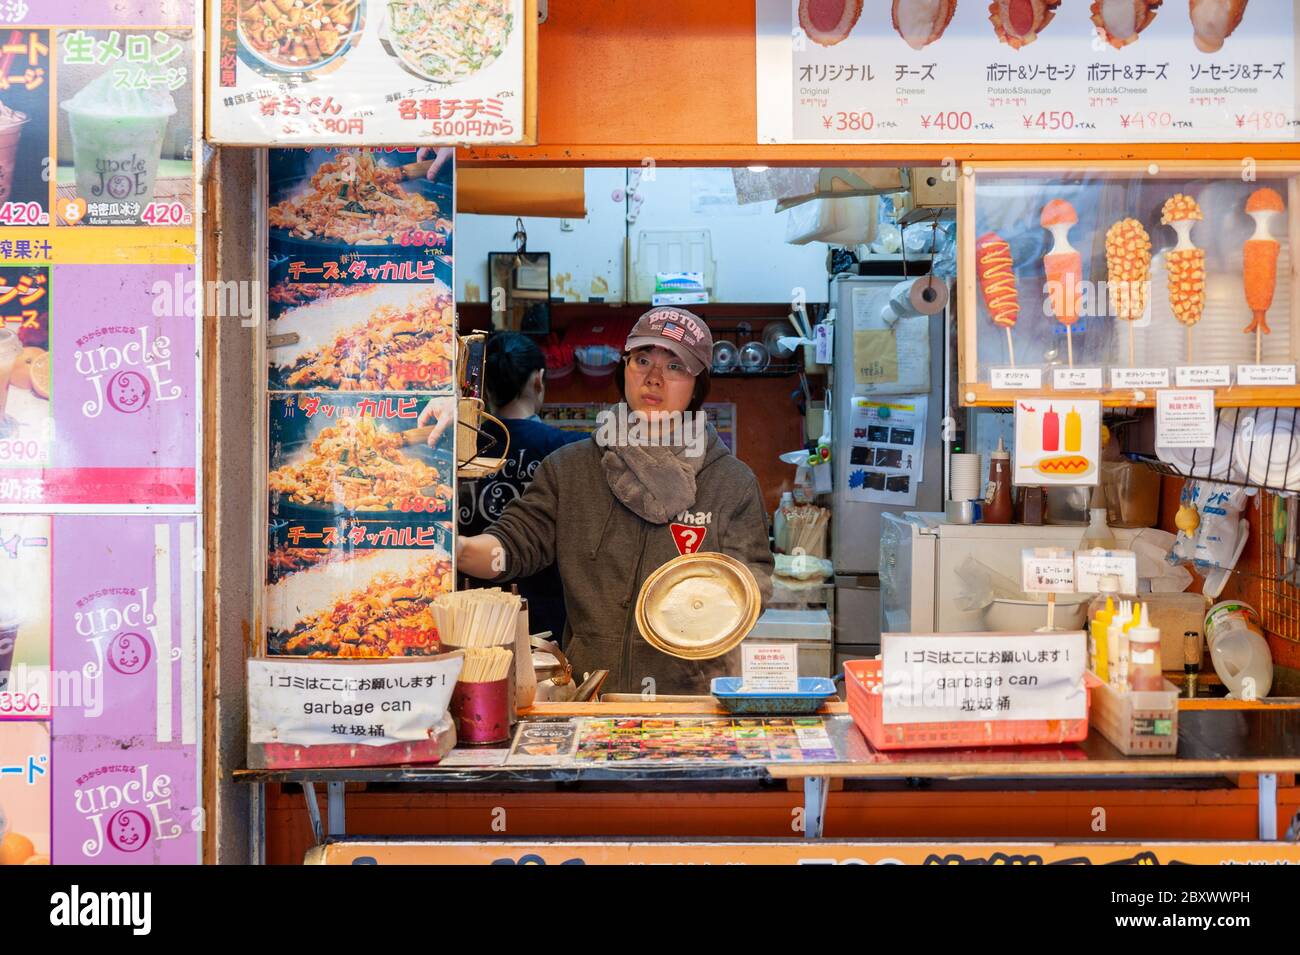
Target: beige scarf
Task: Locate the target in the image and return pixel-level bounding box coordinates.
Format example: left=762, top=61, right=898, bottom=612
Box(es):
left=595, top=405, right=709, bottom=524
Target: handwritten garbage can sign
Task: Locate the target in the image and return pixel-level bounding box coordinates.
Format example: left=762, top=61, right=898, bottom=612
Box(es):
left=248, top=654, right=462, bottom=747
left=881, top=632, right=1086, bottom=725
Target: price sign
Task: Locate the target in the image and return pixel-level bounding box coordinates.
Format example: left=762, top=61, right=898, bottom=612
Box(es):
left=1075, top=549, right=1138, bottom=595
left=1022, top=547, right=1076, bottom=594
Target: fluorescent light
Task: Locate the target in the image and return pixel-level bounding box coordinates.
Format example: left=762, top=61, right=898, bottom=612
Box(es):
left=747, top=165, right=769, bottom=173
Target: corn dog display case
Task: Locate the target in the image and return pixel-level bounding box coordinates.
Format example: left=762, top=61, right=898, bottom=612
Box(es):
left=958, top=162, right=1300, bottom=407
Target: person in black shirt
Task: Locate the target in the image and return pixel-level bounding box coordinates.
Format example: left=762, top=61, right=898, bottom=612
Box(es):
left=458, top=332, right=583, bottom=644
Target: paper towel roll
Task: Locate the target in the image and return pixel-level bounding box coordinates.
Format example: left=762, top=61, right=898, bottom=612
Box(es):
left=882, top=277, right=949, bottom=324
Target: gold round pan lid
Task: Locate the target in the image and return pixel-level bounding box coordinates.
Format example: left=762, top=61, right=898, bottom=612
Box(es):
left=635, top=552, right=760, bottom=660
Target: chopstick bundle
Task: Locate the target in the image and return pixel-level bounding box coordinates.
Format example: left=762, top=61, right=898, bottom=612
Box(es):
left=458, top=647, right=513, bottom=684
left=431, top=588, right=521, bottom=648
left=786, top=505, right=829, bottom=559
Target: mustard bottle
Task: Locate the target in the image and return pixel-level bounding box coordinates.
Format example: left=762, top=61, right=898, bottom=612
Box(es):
left=1064, top=407, right=1082, bottom=453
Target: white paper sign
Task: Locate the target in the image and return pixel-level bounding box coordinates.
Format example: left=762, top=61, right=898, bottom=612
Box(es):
left=880, top=632, right=1087, bottom=725
left=1156, top=390, right=1216, bottom=448
left=248, top=655, right=463, bottom=747
left=1053, top=368, right=1102, bottom=390
left=1013, top=398, right=1100, bottom=487
left=991, top=368, right=1041, bottom=390
left=760, top=0, right=1299, bottom=145
left=1175, top=365, right=1232, bottom=388
left=1022, top=548, right=1076, bottom=593
left=208, top=0, right=530, bottom=145
left=1075, top=549, right=1139, bottom=595
left=1238, top=364, right=1297, bottom=386
left=1111, top=368, right=1170, bottom=389
left=742, top=644, right=799, bottom=693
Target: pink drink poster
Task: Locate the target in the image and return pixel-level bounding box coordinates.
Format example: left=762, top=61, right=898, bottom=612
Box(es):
left=0, top=263, right=197, bottom=506
left=50, top=514, right=199, bottom=864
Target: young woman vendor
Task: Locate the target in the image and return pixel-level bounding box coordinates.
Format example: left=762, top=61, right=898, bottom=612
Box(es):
left=457, top=307, right=773, bottom=694
left=458, top=332, right=585, bottom=647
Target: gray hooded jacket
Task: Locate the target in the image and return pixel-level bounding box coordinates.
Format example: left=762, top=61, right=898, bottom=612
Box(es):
left=484, top=429, right=773, bottom=694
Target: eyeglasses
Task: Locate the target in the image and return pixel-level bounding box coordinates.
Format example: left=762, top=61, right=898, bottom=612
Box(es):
left=625, top=352, right=694, bottom=382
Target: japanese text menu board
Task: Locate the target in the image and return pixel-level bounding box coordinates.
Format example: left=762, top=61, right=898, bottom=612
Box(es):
left=208, top=0, right=534, bottom=145
left=1, top=514, right=202, bottom=864
left=264, top=147, right=455, bottom=658
left=757, top=0, right=1300, bottom=143
left=0, top=1, right=203, bottom=868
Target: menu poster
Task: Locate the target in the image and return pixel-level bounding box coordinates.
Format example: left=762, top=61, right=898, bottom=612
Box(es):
left=268, top=147, right=453, bottom=290
left=0, top=514, right=50, bottom=717
left=757, top=0, right=1300, bottom=143
left=0, top=720, right=50, bottom=865
left=264, top=148, right=456, bottom=658
left=0, top=515, right=201, bottom=864
left=0, top=263, right=198, bottom=508
left=54, top=26, right=195, bottom=228
left=209, top=0, right=533, bottom=145
left=0, top=26, right=51, bottom=227
left=49, top=515, right=201, bottom=864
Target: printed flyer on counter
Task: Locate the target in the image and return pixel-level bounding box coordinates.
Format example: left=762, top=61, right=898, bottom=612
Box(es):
left=757, top=0, right=1300, bottom=143
left=0, top=514, right=201, bottom=864
left=264, top=147, right=456, bottom=658
left=209, top=0, right=533, bottom=144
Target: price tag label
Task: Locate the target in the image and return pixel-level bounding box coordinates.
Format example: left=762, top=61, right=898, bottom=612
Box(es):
left=1237, top=364, right=1297, bottom=386
left=1021, top=547, right=1076, bottom=594
left=741, top=643, right=799, bottom=693
left=1111, top=368, right=1170, bottom=389
left=991, top=368, right=1042, bottom=390
left=1175, top=365, right=1232, bottom=387
left=1156, top=390, right=1216, bottom=448
left=1075, top=549, right=1138, bottom=594
left=1053, top=368, right=1103, bottom=390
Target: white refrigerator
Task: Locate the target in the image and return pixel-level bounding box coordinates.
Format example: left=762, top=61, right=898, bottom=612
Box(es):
left=829, top=271, right=948, bottom=665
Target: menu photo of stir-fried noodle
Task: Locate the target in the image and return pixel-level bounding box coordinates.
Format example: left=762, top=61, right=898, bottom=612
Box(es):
left=268, top=398, right=454, bottom=515
left=267, top=149, right=449, bottom=246
left=265, top=548, right=453, bottom=657
left=268, top=282, right=455, bottom=392
left=383, top=0, right=516, bottom=83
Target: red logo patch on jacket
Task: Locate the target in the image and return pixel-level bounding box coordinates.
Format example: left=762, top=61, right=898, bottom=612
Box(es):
left=670, top=523, right=707, bottom=555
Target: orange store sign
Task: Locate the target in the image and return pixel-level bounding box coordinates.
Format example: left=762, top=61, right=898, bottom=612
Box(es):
left=307, top=841, right=1300, bottom=866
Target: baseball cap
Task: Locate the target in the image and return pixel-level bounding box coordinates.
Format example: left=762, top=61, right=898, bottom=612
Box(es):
left=624, top=306, right=712, bottom=376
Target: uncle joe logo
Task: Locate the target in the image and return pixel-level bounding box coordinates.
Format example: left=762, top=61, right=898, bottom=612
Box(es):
left=73, top=764, right=183, bottom=858
left=74, top=326, right=182, bottom=418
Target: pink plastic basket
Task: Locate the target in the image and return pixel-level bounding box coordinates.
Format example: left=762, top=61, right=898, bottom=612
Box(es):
left=844, top=659, right=1094, bottom=751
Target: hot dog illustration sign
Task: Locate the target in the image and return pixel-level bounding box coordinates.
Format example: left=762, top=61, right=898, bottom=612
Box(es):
left=1013, top=398, right=1100, bottom=487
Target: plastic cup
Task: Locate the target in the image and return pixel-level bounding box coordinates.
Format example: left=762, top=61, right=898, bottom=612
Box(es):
left=0, top=327, right=21, bottom=421
left=0, top=617, right=18, bottom=691
left=61, top=105, right=172, bottom=221
left=0, top=115, right=28, bottom=205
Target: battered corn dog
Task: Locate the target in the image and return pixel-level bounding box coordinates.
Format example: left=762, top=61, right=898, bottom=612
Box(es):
left=1041, top=199, right=1083, bottom=366
left=976, top=231, right=1020, bottom=367
left=1091, top=0, right=1163, bottom=48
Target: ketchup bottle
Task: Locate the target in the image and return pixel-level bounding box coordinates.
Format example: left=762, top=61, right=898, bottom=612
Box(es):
left=1042, top=406, right=1060, bottom=453
left=982, top=437, right=1013, bottom=524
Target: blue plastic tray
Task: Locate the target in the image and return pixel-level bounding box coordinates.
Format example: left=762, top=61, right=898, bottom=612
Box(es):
left=710, top=677, right=837, bottom=715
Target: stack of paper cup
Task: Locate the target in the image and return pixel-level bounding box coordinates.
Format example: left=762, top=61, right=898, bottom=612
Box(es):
left=950, top=453, right=983, bottom=502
